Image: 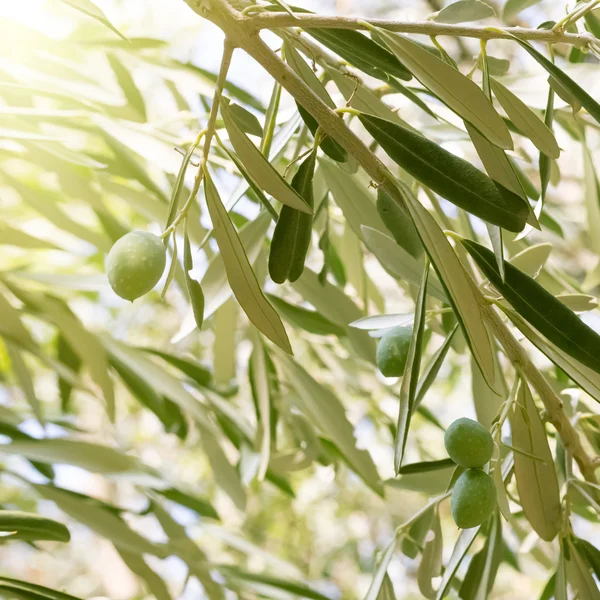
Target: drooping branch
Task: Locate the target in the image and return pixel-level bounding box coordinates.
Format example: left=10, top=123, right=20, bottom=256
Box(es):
left=183, top=0, right=599, bottom=486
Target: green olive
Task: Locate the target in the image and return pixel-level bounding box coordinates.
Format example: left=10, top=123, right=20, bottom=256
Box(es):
left=106, top=231, right=166, bottom=301
left=444, top=417, right=494, bottom=468
left=376, top=326, right=412, bottom=377
left=451, top=469, right=496, bottom=529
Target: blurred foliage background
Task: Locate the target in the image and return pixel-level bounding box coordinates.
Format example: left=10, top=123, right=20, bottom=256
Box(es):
left=0, top=1, right=599, bottom=599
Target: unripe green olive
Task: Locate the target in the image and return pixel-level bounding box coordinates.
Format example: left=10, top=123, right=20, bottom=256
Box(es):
left=451, top=469, right=496, bottom=529
left=376, top=326, right=412, bottom=377
left=444, top=417, right=494, bottom=468
left=106, top=231, right=166, bottom=301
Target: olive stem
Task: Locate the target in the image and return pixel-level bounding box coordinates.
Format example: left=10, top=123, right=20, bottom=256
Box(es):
left=160, top=39, right=234, bottom=241
left=244, top=12, right=596, bottom=46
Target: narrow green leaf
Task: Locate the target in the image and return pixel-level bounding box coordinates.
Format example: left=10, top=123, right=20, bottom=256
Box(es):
left=0, top=576, right=84, bottom=600
left=471, top=357, right=504, bottom=429
left=106, top=52, right=147, bottom=121
left=35, top=485, right=164, bottom=556
left=197, top=211, right=270, bottom=322
left=275, top=349, right=383, bottom=495
left=556, top=293, right=598, bottom=313
left=1, top=438, right=144, bottom=475
left=417, top=512, right=443, bottom=599
left=183, top=230, right=205, bottom=330
left=583, top=147, right=600, bottom=256
left=151, top=500, right=225, bottom=600
left=377, top=574, right=396, bottom=600
left=364, top=537, right=397, bottom=600
left=282, top=39, right=348, bottom=162
left=219, top=566, right=330, bottom=600
left=415, top=325, right=458, bottom=408
left=361, top=116, right=527, bottom=232
left=359, top=227, right=446, bottom=301
left=0, top=222, right=59, bottom=250
left=200, top=426, right=247, bottom=511
left=269, top=150, right=316, bottom=284
left=393, top=184, right=502, bottom=392
left=510, top=35, right=600, bottom=127
left=204, top=171, right=292, bottom=353
left=566, top=537, right=600, bottom=600
left=0, top=290, right=35, bottom=350
left=435, top=526, right=481, bottom=600
left=304, top=28, right=411, bottom=82
left=58, top=0, right=128, bottom=41
left=462, top=238, right=600, bottom=375
left=509, top=243, right=552, bottom=278
left=221, top=99, right=311, bottom=214
left=228, top=103, right=263, bottom=138
left=506, top=309, right=600, bottom=404
left=154, top=487, right=219, bottom=520
left=491, top=79, right=559, bottom=158
left=249, top=332, right=271, bottom=480
left=118, top=551, right=172, bottom=600
left=395, top=262, right=429, bottom=472
left=6, top=342, right=43, bottom=423
left=319, top=159, right=387, bottom=238
left=0, top=511, right=69, bottom=543
left=266, top=295, right=345, bottom=337
left=459, top=512, right=503, bottom=600
left=292, top=267, right=376, bottom=364
left=377, top=188, right=423, bottom=259
left=512, top=381, right=561, bottom=541
left=503, top=0, right=542, bottom=21
left=433, top=0, right=495, bottom=23
left=376, top=30, right=512, bottom=149
left=165, top=144, right=198, bottom=231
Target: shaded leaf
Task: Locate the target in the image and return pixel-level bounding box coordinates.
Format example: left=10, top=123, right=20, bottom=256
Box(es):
left=462, top=238, right=600, bottom=375
left=269, top=150, right=316, bottom=283
left=361, top=116, right=527, bottom=232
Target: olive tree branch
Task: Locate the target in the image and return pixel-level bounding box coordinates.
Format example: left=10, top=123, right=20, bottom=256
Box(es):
left=184, top=0, right=598, bottom=486
left=247, top=13, right=596, bottom=47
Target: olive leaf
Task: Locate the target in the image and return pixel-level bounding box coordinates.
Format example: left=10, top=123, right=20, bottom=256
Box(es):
left=512, top=380, right=561, bottom=541
left=375, top=29, right=512, bottom=149
left=221, top=99, right=311, bottom=214
left=462, top=238, right=600, bottom=375
left=395, top=261, right=429, bottom=473
left=360, top=116, right=528, bottom=232
left=268, top=150, right=316, bottom=283
left=204, top=170, right=292, bottom=354
left=392, top=183, right=502, bottom=393
left=490, top=78, right=560, bottom=158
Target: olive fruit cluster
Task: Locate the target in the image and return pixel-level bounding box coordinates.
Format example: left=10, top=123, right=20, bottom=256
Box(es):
left=106, top=231, right=166, bottom=301
left=444, top=418, right=496, bottom=529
